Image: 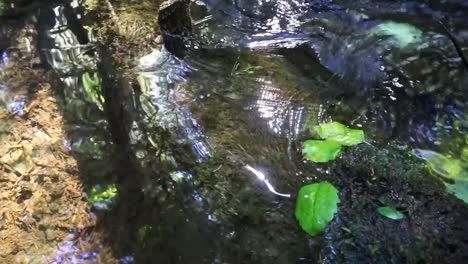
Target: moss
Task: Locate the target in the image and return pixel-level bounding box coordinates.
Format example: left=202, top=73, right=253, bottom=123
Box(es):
left=324, top=143, right=468, bottom=263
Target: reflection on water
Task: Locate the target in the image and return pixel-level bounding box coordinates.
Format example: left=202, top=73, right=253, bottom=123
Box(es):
left=245, top=164, right=291, bottom=197
left=247, top=77, right=307, bottom=138
left=36, top=2, right=116, bottom=262
left=195, top=0, right=467, bottom=156
left=38, top=5, right=104, bottom=125
left=0, top=50, right=28, bottom=116
left=137, top=48, right=213, bottom=160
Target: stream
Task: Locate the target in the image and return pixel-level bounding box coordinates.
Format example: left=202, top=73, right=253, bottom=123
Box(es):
left=1, top=0, right=467, bottom=263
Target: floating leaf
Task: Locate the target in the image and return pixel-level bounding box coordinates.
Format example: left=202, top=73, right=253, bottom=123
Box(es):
left=313, top=122, right=365, bottom=146
left=314, top=122, right=348, bottom=138
left=329, top=129, right=365, bottom=146
left=378, top=207, right=404, bottom=220
left=295, top=181, right=340, bottom=236
left=303, top=139, right=342, bottom=163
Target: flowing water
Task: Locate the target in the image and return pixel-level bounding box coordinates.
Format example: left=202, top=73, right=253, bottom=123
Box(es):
left=1, top=0, right=467, bottom=263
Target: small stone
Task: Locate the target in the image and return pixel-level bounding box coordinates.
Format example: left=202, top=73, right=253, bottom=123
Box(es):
left=45, top=228, right=56, bottom=241
left=155, top=35, right=163, bottom=44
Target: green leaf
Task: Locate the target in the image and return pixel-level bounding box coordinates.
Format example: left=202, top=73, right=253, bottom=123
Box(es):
left=82, top=71, right=104, bottom=110
left=415, top=149, right=464, bottom=180
left=462, top=147, right=468, bottom=161
left=303, top=139, right=342, bottom=163
left=415, top=149, right=468, bottom=204
left=88, top=184, right=118, bottom=204
left=236, top=63, right=264, bottom=76
left=329, top=129, right=365, bottom=146
left=378, top=207, right=404, bottom=220
left=295, top=181, right=340, bottom=236
left=445, top=179, right=468, bottom=204
left=313, top=122, right=348, bottom=138
left=313, top=122, right=365, bottom=146
left=370, top=22, right=423, bottom=48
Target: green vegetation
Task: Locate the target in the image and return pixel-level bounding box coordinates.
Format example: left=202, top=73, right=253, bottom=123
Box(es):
left=445, top=181, right=468, bottom=205
left=295, top=181, right=340, bottom=236
left=378, top=207, right=404, bottom=220
left=303, top=121, right=365, bottom=163
left=0, top=1, right=5, bottom=17
left=303, top=139, right=342, bottom=163
left=88, top=184, right=118, bottom=207
left=83, top=0, right=99, bottom=11
left=313, top=122, right=365, bottom=146
left=235, top=64, right=264, bottom=75
left=416, top=149, right=468, bottom=203
left=82, top=71, right=105, bottom=110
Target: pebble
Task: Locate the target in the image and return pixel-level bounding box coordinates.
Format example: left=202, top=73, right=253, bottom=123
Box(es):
left=155, top=35, right=163, bottom=44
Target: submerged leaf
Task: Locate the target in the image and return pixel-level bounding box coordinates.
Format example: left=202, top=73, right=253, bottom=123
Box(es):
left=295, top=182, right=340, bottom=236
left=82, top=71, right=104, bottom=110
left=313, top=122, right=365, bottom=146
left=415, top=149, right=468, bottom=204
left=414, top=149, right=465, bottom=180
left=88, top=184, right=118, bottom=209
left=303, top=139, right=342, bottom=163
left=378, top=207, right=404, bottom=220
left=445, top=179, right=468, bottom=204
left=236, top=64, right=264, bottom=76
left=370, top=21, right=423, bottom=48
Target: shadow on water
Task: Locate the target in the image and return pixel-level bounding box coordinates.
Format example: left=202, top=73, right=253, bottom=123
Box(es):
left=1, top=0, right=468, bottom=263
left=33, top=1, right=137, bottom=262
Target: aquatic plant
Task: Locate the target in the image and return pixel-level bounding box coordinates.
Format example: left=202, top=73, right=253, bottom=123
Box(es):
left=235, top=64, right=264, bottom=76
left=378, top=207, right=404, bottom=220
left=303, top=139, right=342, bottom=163
left=313, top=121, right=365, bottom=146
left=415, top=149, right=468, bottom=203
left=295, top=181, right=340, bottom=236
left=87, top=184, right=118, bottom=209
left=303, top=121, right=365, bottom=162
left=82, top=71, right=104, bottom=110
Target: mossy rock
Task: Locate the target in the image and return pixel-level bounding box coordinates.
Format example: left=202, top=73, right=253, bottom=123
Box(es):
left=324, top=144, right=468, bottom=263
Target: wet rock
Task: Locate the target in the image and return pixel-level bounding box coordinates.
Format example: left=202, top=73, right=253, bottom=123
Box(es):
left=158, top=0, right=192, bottom=58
